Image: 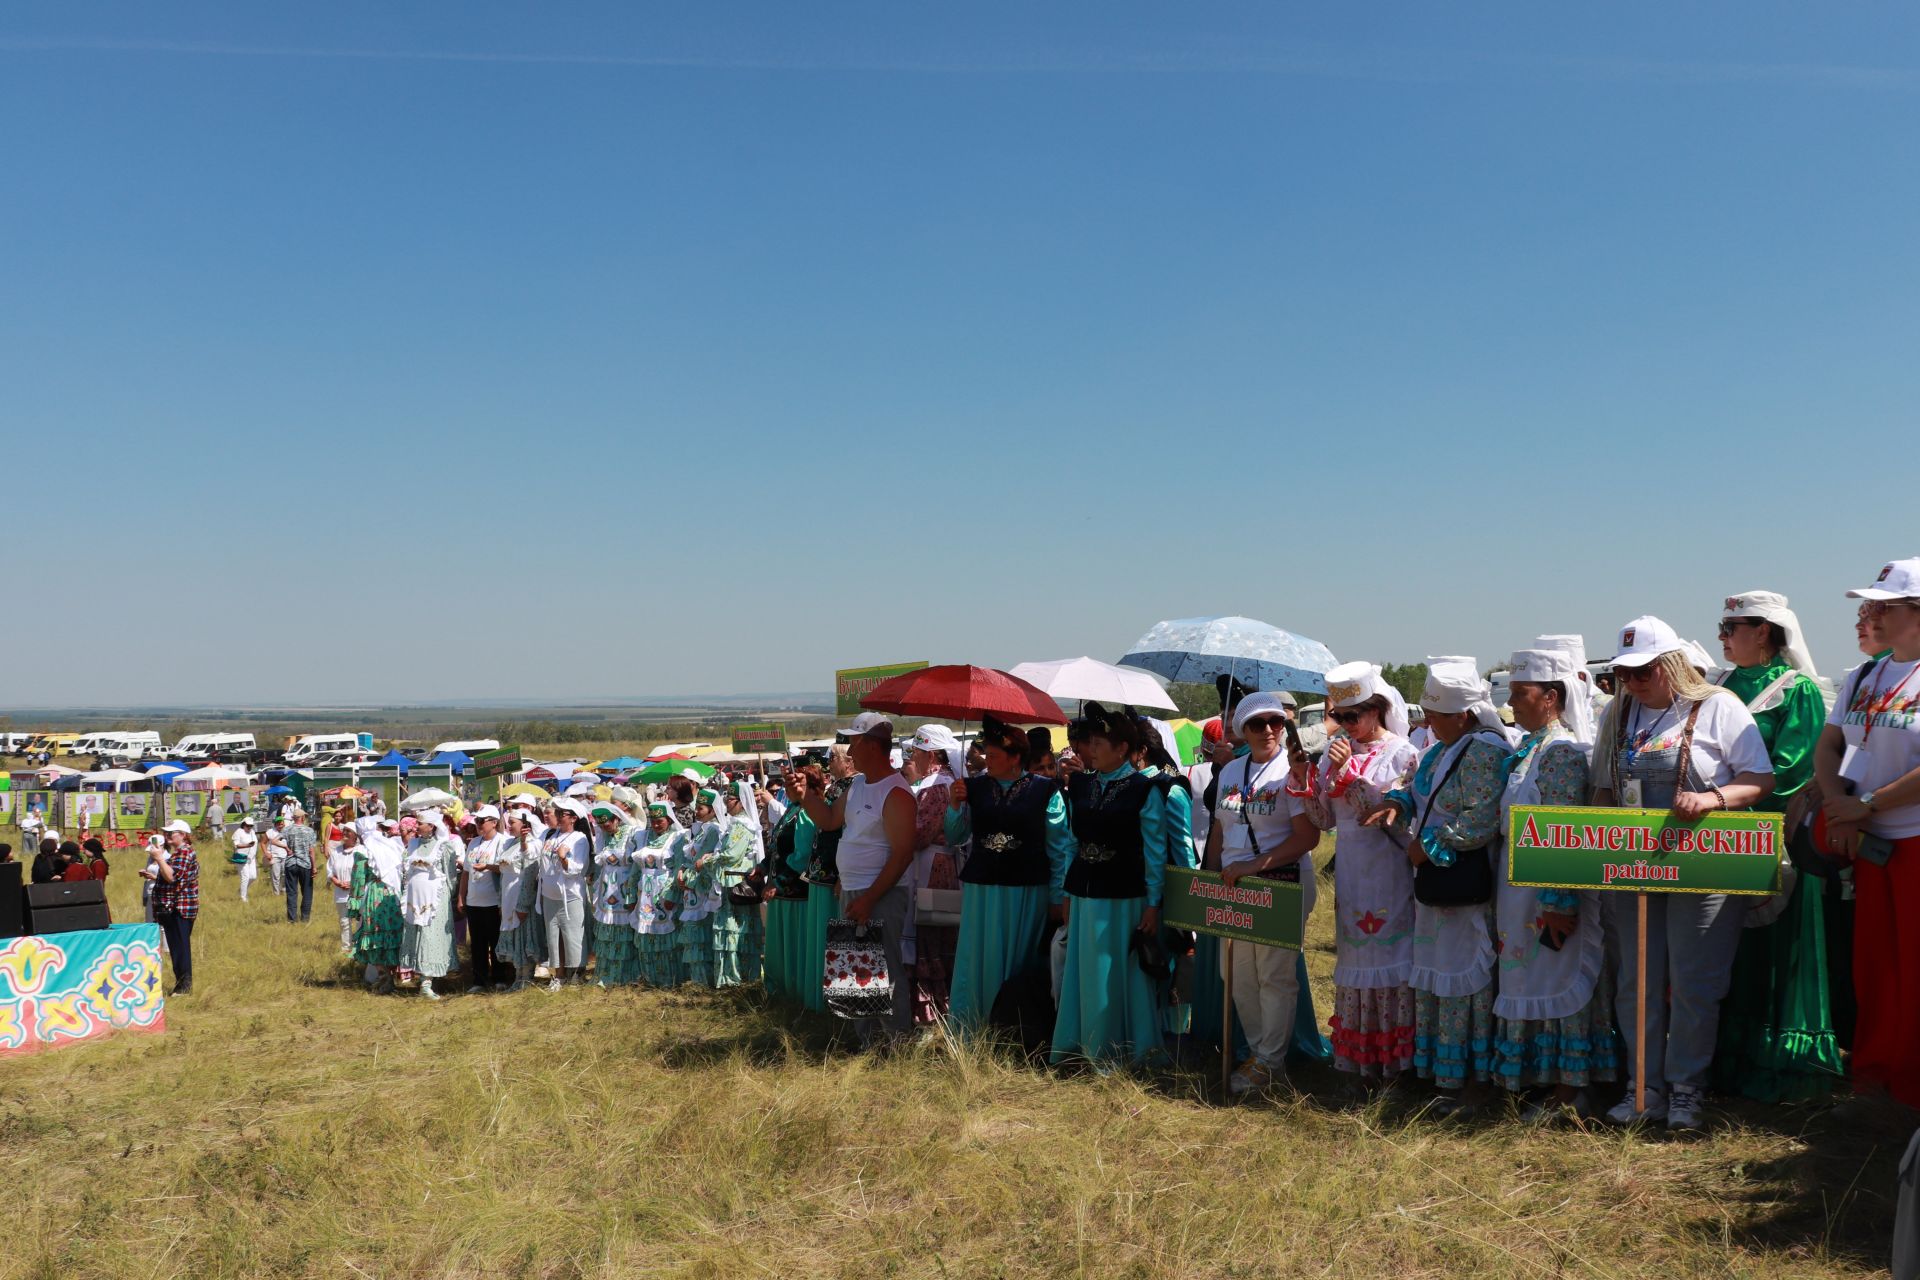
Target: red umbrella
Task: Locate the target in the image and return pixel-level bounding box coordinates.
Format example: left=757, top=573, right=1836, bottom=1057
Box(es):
left=859, top=664, right=1068, bottom=725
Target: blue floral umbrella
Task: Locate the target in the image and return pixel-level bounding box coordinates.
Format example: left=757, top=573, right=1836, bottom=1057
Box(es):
left=1118, top=615, right=1337, bottom=695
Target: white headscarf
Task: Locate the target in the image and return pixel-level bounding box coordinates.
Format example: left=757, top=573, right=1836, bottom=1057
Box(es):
left=1508, top=648, right=1595, bottom=746
left=1721, top=590, right=1819, bottom=679
left=1323, top=660, right=1410, bottom=739
left=730, top=778, right=764, bottom=861
left=1419, top=659, right=1507, bottom=737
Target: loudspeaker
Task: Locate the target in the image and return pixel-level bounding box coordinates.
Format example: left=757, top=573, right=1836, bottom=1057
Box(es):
left=25, top=880, right=109, bottom=934
left=0, top=862, right=23, bottom=939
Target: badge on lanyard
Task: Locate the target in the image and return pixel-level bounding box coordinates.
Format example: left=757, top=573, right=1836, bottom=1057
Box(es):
left=1620, top=778, right=1644, bottom=807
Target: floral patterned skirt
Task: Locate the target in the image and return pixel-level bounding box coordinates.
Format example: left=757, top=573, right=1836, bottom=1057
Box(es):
left=1413, top=986, right=1495, bottom=1089
left=913, top=852, right=959, bottom=1024
left=1329, top=983, right=1415, bottom=1078
left=351, top=882, right=403, bottom=968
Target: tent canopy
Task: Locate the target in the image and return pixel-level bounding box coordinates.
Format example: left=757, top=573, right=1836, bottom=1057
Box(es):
left=428, top=750, right=472, bottom=771
left=374, top=750, right=413, bottom=772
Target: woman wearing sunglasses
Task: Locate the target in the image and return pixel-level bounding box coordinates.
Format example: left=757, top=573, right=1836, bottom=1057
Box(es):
left=1814, top=558, right=1920, bottom=1112
left=1707, top=591, right=1840, bottom=1105
left=1591, top=616, right=1774, bottom=1130
left=1293, top=661, right=1421, bottom=1089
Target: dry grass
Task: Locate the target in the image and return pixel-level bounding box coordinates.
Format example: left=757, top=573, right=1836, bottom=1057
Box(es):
left=0, top=833, right=1901, bottom=1279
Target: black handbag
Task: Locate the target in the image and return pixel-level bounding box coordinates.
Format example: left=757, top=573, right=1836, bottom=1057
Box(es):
left=1411, top=738, right=1496, bottom=907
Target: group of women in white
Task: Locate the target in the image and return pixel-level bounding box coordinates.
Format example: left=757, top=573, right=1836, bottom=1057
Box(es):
left=321, top=554, right=1920, bottom=1131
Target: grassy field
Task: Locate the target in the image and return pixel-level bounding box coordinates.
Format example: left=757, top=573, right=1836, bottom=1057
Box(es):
left=0, top=831, right=1904, bottom=1279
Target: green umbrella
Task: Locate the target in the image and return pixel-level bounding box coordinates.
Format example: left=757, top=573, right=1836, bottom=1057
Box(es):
left=633, top=758, right=717, bottom=785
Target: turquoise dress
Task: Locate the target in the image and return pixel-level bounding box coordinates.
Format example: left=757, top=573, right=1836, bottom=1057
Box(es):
left=589, top=823, right=643, bottom=986
left=1051, top=764, right=1169, bottom=1068
left=943, top=774, right=1074, bottom=1034
left=763, top=807, right=819, bottom=1008
left=677, top=824, right=723, bottom=987
left=1149, top=769, right=1199, bottom=1035
left=633, top=829, right=683, bottom=988
left=713, top=821, right=762, bottom=987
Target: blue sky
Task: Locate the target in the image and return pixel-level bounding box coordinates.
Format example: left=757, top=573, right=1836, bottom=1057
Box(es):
left=3, top=3, right=1915, bottom=705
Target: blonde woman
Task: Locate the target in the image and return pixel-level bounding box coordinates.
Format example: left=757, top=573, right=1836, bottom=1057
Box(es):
left=1591, top=616, right=1774, bottom=1129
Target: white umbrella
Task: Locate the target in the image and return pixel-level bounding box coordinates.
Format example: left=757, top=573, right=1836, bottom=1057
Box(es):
left=82, top=769, right=150, bottom=785
left=1007, top=656, right=1178, bottom=712
left=400, top=787, right=459, bottom=811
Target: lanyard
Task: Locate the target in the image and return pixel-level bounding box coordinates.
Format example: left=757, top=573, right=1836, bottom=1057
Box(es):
left=1624, top=701, right=1678, bottom=768
left=1859, top=658, right=1920, bottom=745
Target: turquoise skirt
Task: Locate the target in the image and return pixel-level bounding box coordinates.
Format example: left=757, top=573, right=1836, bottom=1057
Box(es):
left=792, top=882, right=835, bottom=1011
left=764, top=896, right=813, bottom=1006
left=949, top=882, right=1051, bottom=1034
left=1051, top=895, right=1164, bottom=1068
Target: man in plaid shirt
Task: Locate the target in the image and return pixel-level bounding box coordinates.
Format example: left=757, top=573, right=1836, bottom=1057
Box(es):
left=149, top=819, right=201, bottom=995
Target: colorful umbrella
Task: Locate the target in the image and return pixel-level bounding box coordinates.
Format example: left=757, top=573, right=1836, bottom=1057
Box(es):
left=859, top=664, right=1068, bottom=725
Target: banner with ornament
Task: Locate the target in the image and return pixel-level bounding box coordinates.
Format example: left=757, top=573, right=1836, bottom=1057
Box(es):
left=0, top=924, right=167, bottom=1056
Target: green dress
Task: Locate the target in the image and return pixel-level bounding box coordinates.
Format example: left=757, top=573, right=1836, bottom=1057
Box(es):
left=712, top=821, right=762, bottom=987
left=763, top=807, right=819, bottom=1007
left=677, top=825, right=723, bottom=987
left=590, top=823, right=644, bottom=986
left=1712, top=659, right=1844, bottom=1102
left=349, top=848, right=403, bottom=968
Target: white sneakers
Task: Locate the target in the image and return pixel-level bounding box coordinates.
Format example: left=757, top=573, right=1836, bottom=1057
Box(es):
left=546, top=977, right=564, bottom=993
left=420, top=980, right=440, bottom=1001
left=1605, top=1085, right=1667, bottom=1126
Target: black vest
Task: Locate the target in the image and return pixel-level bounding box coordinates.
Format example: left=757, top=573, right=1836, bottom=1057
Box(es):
left=960, top=772, right=1057, bottom=887
left=806, top=778, right=849, bottom=886
left=1062, top=769, right=1152, bottom=899
left=767, top=810, right=809, bottom=899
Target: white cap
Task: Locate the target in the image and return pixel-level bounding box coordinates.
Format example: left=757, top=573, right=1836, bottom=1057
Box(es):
left=1608, top=615, right=1687, bottom=669
left=505, top=795, right=536, bottom=807
left=163, top=819, right=192, bottom=834
left=239, top=816, right=255, bottom=826
left=1419, top=659, right=1486, bottom=714
left=1232, top=692, right=1293, bottom=736
left=1847, top=557, right=1920, bottom=602
left=471, top=805, right=501, bottom=821
left=1275, top=690, right=1298, bottom=708
left=550, top=797, right=590, bottom=817
left=839, top=712, right=894, bottom=740
left=910, top=724, right=959, bottom=753
left=1323, top=661, right=1384, bottom=709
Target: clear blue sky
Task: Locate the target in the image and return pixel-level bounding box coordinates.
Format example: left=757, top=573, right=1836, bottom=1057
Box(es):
left=4, top=3, right=1915, bottom=706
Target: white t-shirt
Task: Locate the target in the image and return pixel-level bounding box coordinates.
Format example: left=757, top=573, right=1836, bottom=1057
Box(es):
left=1613, top=693, right=1774, bottom=788
left=325, top=848, right=356, bottom=902
left=539, top=830, right=589, bottom=902
left=835, top=772, right=912, bottom=894
left=231, top=829, right=258, bottom=862
left=265, top=828, right=289, bottom=858
left=1215, top=752, right=1304, bottom=865
left=1827, top=656, right=1920, bottom=839
left=463, top=834, right=508, bottom=908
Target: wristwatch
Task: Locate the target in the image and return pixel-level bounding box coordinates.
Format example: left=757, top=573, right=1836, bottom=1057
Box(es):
left=1860, top=790, right=1879, bottom=812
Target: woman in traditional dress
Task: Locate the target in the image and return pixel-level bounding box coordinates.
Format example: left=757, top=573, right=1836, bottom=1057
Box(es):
left=496, top=812, right=545, bottom=992
left=1213, top=693, right=1322, bottom=1096
left=716, top=781, right=765, bottom=986
left=633, top=803, right=684, bottom=988
left=1050, top=702, right=1170, bottom=1068
left=1707, top=591, right=1842, bottom=1102
left=540, top=800, right=591, bottom=990
left=1815, top=558, right=1920, bottom=1113
left=944, top=714, right=1073, bottom=1034
left=1491, top=647, right=1616, bottom=1121
left=398, top=808, right=461, bottom=1000
left=762, top=767, right=821, bottom=1007
left=1591, top=615, right=1775, bottom=1130
left=1370, top=661, right=1512, bottom=1115
left=905, top=725, right=964, bottom=1023
left=677, top=788, right=727, bottom=988
left=1136, top=717, right=1199, bottom=1037
left=588, top=803, right=643, bottom=987
left=350, top=815, right=405, bottom=991
left=1294, top=661, right=1422, bottom=1090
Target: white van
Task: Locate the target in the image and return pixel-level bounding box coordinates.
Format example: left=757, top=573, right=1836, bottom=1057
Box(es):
left=429, top=739, right=500, bottom=757
left=172, top=732, right=259, bottom=759
left=285, top=733, right=373, bottom=765
left=74, top=731, right=163, bottom=760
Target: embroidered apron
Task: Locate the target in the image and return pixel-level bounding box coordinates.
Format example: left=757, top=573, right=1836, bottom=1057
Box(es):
left=1494, top=729, right=1604, bottom=1021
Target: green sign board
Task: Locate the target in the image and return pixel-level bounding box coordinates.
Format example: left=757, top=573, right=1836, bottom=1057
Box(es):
left=730, top=724, right=788, bottom=756
left=834, top=661, right=930, bottom=717
left=1161, top=867, right=1305, bottom=951
left=471, top=746, right=523, bottom=780
left=1507, top=805, right=1784, bottom=897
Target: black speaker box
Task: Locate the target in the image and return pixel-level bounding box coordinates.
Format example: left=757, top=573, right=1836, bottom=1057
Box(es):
left=25, top=880, right=109, bottom=934
left=0, top=862, right=22, bottom=938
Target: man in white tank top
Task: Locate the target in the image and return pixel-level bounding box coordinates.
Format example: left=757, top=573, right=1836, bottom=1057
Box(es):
left=795, top=711, right=918, bottom=1041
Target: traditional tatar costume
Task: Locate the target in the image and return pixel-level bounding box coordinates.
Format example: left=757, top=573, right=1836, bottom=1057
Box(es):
left=589, top=804, right=644, bottom=987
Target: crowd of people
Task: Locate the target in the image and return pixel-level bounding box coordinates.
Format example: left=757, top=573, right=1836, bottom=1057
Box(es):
left=112, top=556, right=1920, bottom=1133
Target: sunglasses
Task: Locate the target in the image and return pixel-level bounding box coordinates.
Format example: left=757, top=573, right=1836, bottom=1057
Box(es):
left=1242, top=716, right=1284, bottom=734
left=1613, top=665, right=1660, bottom=682
left=1330, top=710, right=1367, bottom=726
left=1716, top=619, right=1758, bottom=637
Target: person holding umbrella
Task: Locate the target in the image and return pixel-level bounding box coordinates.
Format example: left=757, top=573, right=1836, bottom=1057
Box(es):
left=943, top=714, right=1074, bottom=1034
left=1050, top=702, right=1171, bottom=1068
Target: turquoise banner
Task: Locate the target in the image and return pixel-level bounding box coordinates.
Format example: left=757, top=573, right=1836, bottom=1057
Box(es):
left=0, top=923, right=166, bottom=1056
